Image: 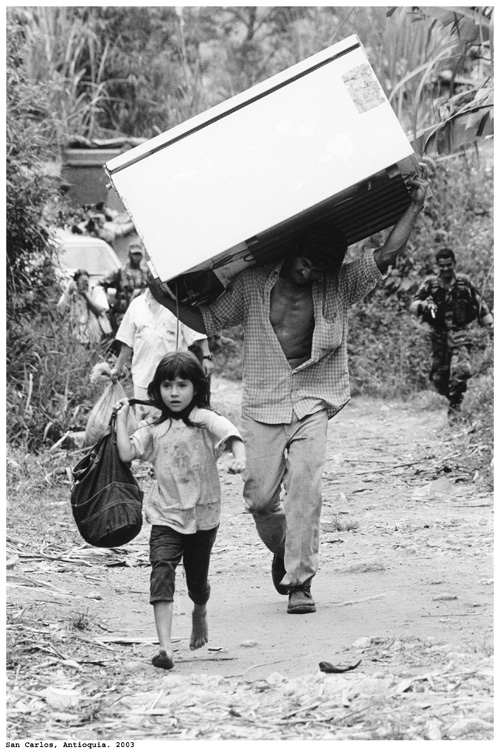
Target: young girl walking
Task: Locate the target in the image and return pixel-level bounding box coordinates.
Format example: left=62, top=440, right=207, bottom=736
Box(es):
left=113, top=350, right=246, bottom=670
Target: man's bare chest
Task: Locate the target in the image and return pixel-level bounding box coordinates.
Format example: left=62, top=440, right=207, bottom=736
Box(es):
left=270, top=280, right=314, bottom=328
left=268, top=281, right=315, bottom=366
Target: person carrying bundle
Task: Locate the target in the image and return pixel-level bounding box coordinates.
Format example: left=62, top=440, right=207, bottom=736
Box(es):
left=150, top=176, right=428, bottom=615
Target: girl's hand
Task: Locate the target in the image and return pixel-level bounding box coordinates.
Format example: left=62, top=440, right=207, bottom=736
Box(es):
left=227, top=458, right=246, bottom=475
left=227, top=438, right=245, bottom=474
left=112, top=399, right=137, bottom=463
left=113, top=399, right=130, bottom=417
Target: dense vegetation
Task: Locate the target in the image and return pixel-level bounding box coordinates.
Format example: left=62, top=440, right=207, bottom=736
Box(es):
left=6, top=6, right=493, bottom=457
left=348, top=149, right=493, bottom=399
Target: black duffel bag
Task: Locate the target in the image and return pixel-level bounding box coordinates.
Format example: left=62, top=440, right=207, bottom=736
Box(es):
left=70, top=402, right=150, bottom=548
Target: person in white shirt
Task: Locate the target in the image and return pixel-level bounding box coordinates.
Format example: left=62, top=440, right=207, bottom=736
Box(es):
left=110, top=287, right=212, bottom=418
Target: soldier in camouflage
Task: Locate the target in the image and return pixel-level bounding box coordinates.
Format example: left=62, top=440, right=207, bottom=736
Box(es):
left=410, top=248, right=493, bottom=419
left=100, top=241, right=149, bottom=330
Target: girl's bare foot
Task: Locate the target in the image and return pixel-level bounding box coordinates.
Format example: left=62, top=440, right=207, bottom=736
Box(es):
left=190, top=604, right=208, bottom=650
left=151, top=649, right=174, bottom=669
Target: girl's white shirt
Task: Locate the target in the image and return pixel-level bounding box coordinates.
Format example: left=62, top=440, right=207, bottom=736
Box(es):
left=130, top=407, right=242, bottom=534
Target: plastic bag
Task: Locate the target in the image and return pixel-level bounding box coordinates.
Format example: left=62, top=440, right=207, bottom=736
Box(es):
left=71, top=413, right=143, bottom=548
left=84, top=381, right=137, bottom=447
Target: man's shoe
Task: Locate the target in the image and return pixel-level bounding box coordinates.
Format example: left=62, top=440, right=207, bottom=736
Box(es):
left=287, top=585, right=316, bottom=614
left=272, top=554, right=289, bottom=595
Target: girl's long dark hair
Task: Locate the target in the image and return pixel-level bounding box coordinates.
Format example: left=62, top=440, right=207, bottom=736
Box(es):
left=147, top=350, right=210, bottom=426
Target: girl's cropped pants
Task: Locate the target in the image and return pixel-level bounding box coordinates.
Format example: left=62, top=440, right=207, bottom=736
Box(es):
left=149, top=524, right=218, bottom=605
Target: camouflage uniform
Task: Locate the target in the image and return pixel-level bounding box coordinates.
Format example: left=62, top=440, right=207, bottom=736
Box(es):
left=412, top=273, right=490, bottom=408
left=101, top=262, right=149, bottom=330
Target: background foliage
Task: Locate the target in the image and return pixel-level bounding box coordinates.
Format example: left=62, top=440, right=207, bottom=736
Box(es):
left=348, top=148, right=494, bottom=398
left=6, top=14, right=105, bottom=450
left=9, top=6, right=493, bottom=140
left=6, top=6, right=494, bottom=454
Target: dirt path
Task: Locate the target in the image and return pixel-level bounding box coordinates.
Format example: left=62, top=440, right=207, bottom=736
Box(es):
left=6, top=378, right=493, bottom=742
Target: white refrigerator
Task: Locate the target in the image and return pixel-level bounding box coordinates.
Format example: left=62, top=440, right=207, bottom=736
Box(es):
left=106, top=35, right=419, bottom=304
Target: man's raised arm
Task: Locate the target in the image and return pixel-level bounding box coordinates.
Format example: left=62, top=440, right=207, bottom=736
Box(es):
left=374, top=176, right=428, bottom=274
left=149, top=278, right=207, bottom=333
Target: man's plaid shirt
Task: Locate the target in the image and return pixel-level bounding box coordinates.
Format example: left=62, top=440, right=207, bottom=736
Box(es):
left=201, top=252, right=383, bottom=423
